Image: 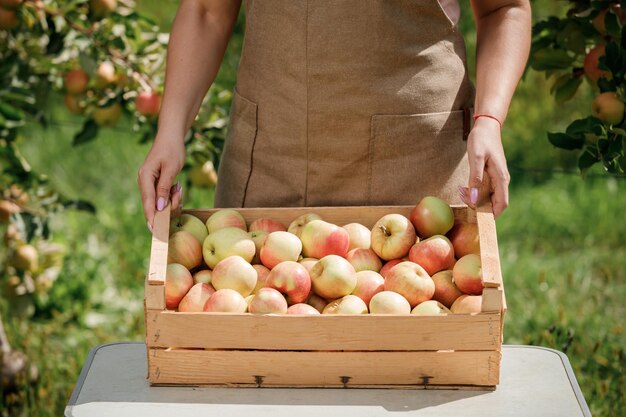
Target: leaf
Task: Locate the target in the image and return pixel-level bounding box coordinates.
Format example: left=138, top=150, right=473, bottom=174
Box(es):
left=0, top=101, right=26, bottom=121
left=62, top=200, right=96, bottom=214
left=605, top=10, right=622, bottom=38
left=73, top=119, right=99, bottom=146
left=531, top=48, right=575, bottom=71
left=548, top=132, right=585, bottom=150
left=579, top=149, right=600, bottom=171
left=554, top=76, right=583, bottom=103
left=566, top=117, right=603, bottom=137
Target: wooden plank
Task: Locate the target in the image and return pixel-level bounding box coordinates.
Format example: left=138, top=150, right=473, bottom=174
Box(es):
left=481, top=287, right=503, bottom=313
left=183, top=205, right=468, bottom=229
left=145, top=310, right=501, bottom=351
left=148, top=348, right=501, bottom=388
left=147, top=204, right=170, bottom=286
left=144, top=278, right=165, bottom=310
left=476, top=204, right=503, bottom=289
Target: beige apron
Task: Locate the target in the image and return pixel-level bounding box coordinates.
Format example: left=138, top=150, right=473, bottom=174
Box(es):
left=215, top=0, right=474, bottom=208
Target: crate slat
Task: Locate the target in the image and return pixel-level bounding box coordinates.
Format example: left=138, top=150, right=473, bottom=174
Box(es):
left=144, top=279, right=165, bottom=310
left=147, top=204, right=170, bottom=287
left=148, top=348, right=501, bottom=387
left=146, top=310, right=501, bottom=351
left=476, top=205, right=503, bottom=290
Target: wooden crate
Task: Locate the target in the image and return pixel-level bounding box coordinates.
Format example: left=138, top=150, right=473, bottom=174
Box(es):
left=144, top=204, right=506, bottom=390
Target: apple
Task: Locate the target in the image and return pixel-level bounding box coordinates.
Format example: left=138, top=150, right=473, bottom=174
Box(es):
left=0, top=199, right=20, bottom=223
left=167, top=231, right=202, bottom=270
left=249, top=218, right=287, bottom=234
left=205, top=209, right=247, bottom=234
left=0, top=8, right=18, bottom=30
left=411, top=300, right=450, bottom=315
left=287, top=303, right=320, bottom=314
left=193, top=269, right=212, bottom=284
left=11, top=244, right=38, bottom=272
left=450, top=294, right=482, bottom=314
left=379, top=259, right=402, bottom=278
left=453, top=254, right=483, bottom=295
left=384, top=261, right=434, bottom=307
left=189, top=161, right=218, bottom=188
left=447, top=222, right=480, bottom=258
left=165, top=263, right=193, bottom=309
left=136, top=91, right=161, bottom=117
left=371, top=214, right=416, bottom=260
left=287, top=213, right=322, bottom=238
left=410, top=196, right=454, bottom=238
left=93, top=103, right=122, bottom=127
left=248, top=230, right=268, bottom=264
left=342, top=223, right=371, bottom=250
left=202, top=227, right=255, bottom=268
left=345, top=248, right=383, bottom=272
left=248, top=287, right=288, bottom=314
left=351, top=270, right=385, bottom=305
left=584, top=45, right=610, bottom=83
left=310, top=255, right=357, bottom=299
left=408, top=234, right=455, bottom=275
left=64, top=95, right=84, bottom=114
left=323, top=295, right=368, bottom=314
left=260, top=231, right=302, bottom=269
left=431, top=270, right=463, bottom=308
left=300, top=220, right=350, bottom=259
left=170, top=214, right=208, bottom=245
left=244, top=294, right=254, bottom=311
left=298, top=257, right=319, bottom=273
left=95, top=61, right=117, bottom=88
left=0, top=0, right=23, bottom=9
left=211, top=255, right=257, bottom=297
left=266, top=261, right=311, bottom=305
left=252, top=264, right=271, bottom=293
left=592, top=92, right=625, bottom=125
left=90, top=0, right=117, bottom=18
left=203, top=288, right=247, bottom=313
left=369, top=291, right=411, bottom=314
left=306, top=292, right=327, bottom=313
left=64, top=69, right=89, bottom=94
left=178, top=283, right=215, bottom=312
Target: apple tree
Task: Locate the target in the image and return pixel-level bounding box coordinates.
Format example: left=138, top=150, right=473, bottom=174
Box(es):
left=531, top=0, right=626, bottom=174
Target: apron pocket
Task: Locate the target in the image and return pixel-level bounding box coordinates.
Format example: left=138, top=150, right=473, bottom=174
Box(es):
left=215, top=88, right=258, bottom=208
left=368, top=110, right=467, bottom=205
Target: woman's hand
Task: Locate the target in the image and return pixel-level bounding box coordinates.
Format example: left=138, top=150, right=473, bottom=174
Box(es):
left=138, top=131, right=186, bottom=231
left=461, top=116, right=510, bottom=218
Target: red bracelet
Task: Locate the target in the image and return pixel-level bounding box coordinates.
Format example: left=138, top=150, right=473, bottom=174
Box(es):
left=472, top=113, right=502, bottom=129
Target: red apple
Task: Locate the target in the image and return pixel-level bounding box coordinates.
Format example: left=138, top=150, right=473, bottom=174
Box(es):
left=203, top=288, right=248, bottom=313
left=266, top=261, right=311, bottom=305
left=298, top=257, right=319, bottom=273
left=447, top=222, right=480, bottom=258
left=211, top=255, right=258, bottom=297
left=168, top=231, right=203, bottom=270
left=310, top=255, right=357, bottom=299
left=0, top=7, right=17, bottom=30
left=584, top=45, right=610, bottom=83
left=410, top=196, right=454, bottom=238
left=371, top=214, right=416, bottom=260
left=193, top=269, right=212, bottom=284
left=248, top=287, right=288, bottom=314
left=453, top=254, right=483, bottom=295
left=64, top=69, right=89, bottom=94
left=384, top=261, right=434, bottom=307
left=178, top=282, right=215, bottom=312
left=205, top=209, right=247, bottom=234
left=342, top=222, right=371, bottom=250
left=351, top=270, right=385, bottom=305
left=0, top=0, right=23, bottom=10
left=170, top=214, right=208, bottom=245
left=165, top=263, right=193, bottom=309
left=408, top=234, right=455, bottom=275
left=202, top=227, right=255, bottom=268
left=260, top=231, right=302, bottom=269
left=379, top=259, right=402, bottom=278
left=323, top=295, right=368, bottom=314
left=369, top=291, right=411, bottom=314
left=431, top=270, right=463, bottom=308
left=287, top=213, right=322, bottom=238
left=136, top=91, right=161, bottom=117
left=450, top=294, right=482, bottom=314
left=300, top=220, right=350, bottom=259
left=306, top=292, right=328, bottom=313
left=287, top=303, right=320, bottom=315
left=345, top=248, right=383, bottom=272
left=249, top=218, right=287, bottom=234
left=252, top=264, right=271, bottom=293
left=411, top=300, right=450, bottom=315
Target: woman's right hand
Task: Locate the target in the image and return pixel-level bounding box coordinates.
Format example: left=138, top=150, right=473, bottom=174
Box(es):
left=138, top=132, right=186, bottom=231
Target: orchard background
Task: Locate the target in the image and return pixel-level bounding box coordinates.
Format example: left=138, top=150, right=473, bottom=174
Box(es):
left=0, top=0, right=624, bottom=416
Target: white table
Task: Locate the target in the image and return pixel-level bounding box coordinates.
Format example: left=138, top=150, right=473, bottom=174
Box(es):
left=65, top=343, right=591, bottom=417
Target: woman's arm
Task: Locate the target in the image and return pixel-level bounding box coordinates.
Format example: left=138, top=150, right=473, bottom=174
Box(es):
left=463, top=0, right=531, bottom=218
left=138, top=0, right=241, bottom=229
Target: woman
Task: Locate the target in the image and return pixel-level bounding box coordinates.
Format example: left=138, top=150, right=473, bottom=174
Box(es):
left=139, top=0, right=531, bottom=231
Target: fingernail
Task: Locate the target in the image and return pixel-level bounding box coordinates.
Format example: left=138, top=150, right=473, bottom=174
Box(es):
left=157, top=197, right=165, bottom=211
left=174, top=181, right=181, bottom=192
left=470, top=188, right=478, bottom=205
left=178, top=186, right=183, bottom=201
left=147, top=221, right=153, bottom=233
